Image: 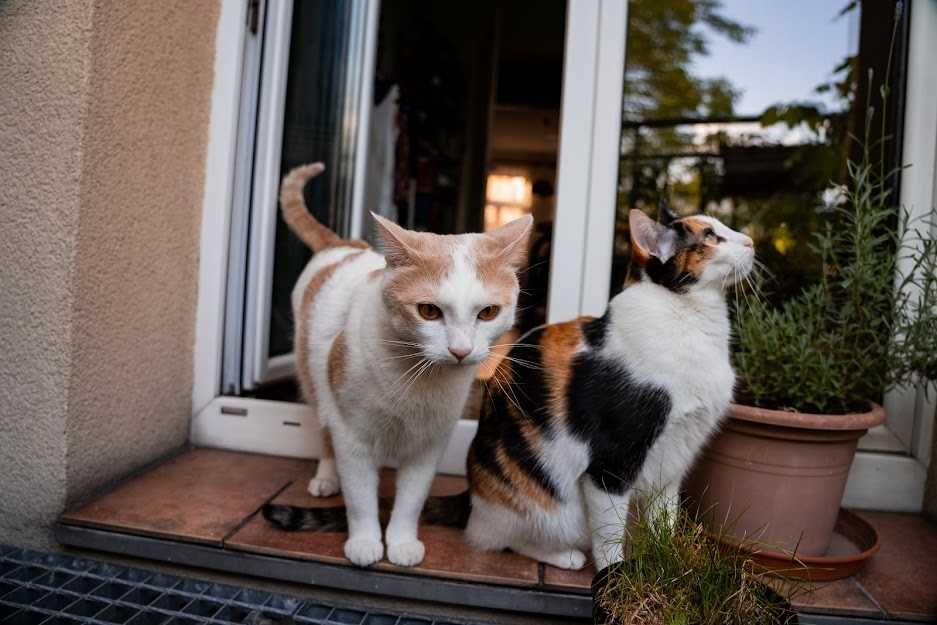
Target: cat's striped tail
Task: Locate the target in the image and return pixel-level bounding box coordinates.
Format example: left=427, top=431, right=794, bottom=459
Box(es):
left=279, top=163, right=345, bottom=252
left=261, top=490, right=471, bottom=532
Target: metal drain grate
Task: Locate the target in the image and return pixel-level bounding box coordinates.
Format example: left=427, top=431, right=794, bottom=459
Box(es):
left=0, top=544, right=471, bottom=625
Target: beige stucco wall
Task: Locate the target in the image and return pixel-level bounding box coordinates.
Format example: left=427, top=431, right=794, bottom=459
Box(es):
left=0, top=0, right=219, bottom=546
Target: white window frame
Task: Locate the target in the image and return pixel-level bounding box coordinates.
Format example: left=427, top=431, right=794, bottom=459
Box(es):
left=844, top=0, right=937, bottom=510
left=191, top=0, right=935, bottom=512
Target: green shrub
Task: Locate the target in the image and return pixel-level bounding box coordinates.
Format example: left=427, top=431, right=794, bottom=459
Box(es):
left=733, top=73, right=937, bottom=414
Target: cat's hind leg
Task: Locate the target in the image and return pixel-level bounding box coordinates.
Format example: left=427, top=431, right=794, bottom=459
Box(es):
left=308, top=428, right=341, bottom=497
left=512, top=543, right=587, bottom=570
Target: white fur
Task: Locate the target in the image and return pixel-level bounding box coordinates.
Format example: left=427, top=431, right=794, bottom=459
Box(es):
left=296, top=238, right=519, bottom=567
left=466, top=216, right=754, bottom=570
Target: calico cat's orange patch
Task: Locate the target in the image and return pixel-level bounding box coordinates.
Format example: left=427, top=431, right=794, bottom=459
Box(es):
left=539, top=319, right=588, bottom=423
left=495, top=445, right=559, bottom=511
left=477, top=329, right=519, bottom=381
left=673, top=217, right=716, bottom=279
left=468, top=449, right=523, bottom=513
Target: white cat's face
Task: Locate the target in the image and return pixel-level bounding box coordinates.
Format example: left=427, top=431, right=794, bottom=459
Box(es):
left=374, top=214, right=532, bottom=365
left=685, top=215, right=755, bottom=288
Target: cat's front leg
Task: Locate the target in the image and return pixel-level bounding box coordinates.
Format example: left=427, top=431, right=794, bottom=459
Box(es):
left=384, top=436, right=449, bottom=567
left=332, top=432, right=383, bottom=567
left=582, top=477, right=632, bottom=570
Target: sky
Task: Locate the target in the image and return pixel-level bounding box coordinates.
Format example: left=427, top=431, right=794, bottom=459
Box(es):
left=690, top=0, right=859, bottom=116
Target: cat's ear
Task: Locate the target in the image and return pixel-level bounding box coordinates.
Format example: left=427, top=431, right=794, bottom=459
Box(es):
left=371, top=212, right=419, bottom=268
left=630, top=209, right=677, bottom=266
left=657, top=198, right=679, bottom=225
left=487, top=214, right=534, bottom=271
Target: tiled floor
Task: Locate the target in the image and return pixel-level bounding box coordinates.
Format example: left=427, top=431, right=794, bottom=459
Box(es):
left=60, top=448, right=937, bottom=622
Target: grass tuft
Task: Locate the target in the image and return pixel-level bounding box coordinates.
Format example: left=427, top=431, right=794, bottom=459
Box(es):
left=596, top=496, right=802, bottom=625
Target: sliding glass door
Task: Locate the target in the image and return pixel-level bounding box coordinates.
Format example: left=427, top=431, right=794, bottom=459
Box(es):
left=225, top=0, right=378, bottom=393
left=225, top=0, right=623, bottom=399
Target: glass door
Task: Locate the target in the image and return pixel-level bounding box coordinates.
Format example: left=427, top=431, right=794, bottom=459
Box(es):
left=225, top=0, right=616, bottom=401
left=577, top=0, right=930, bottom=504
left=225, top=0, right=378, bottom=393
left=605, top=0, right=913, bottom=447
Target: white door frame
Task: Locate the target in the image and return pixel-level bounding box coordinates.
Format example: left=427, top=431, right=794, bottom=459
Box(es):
left=548, top=0, right=628, bottom=322
left=191, top=0, right=935, bottom=511
left=236, top=0, right=380, bottom=391
left=845, top=0, right=937, bottom=511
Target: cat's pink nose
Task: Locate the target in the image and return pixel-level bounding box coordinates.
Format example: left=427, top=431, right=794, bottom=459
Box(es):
left=742, top=236, right=754, bottom=248
left=449, top=346, right=471, bottom=362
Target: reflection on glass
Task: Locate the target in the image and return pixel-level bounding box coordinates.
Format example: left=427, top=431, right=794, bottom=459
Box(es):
left=269, top=0, right=358, bottom=359
left=257, top=0, right=567, bottom=399
left=611, top=0, right=906, bottom=306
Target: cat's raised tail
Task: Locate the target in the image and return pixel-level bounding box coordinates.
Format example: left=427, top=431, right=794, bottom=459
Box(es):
left=280, top=162, right=347, bottom=252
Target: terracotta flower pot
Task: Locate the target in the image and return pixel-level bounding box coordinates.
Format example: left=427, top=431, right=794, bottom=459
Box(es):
left=683, top=402, right=885, bottom=557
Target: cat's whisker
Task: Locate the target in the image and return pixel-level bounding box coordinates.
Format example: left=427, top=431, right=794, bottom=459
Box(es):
left=499, top=355, right=543, bottom=371
left=391, top=357, right=431, bottom=388
left=376, top=339, right=424, bottom=348
left=491, top=342, right=543, bottom=351
left=490, top=368, right=526, bottom=418
left=752, top=258, right=775, bottom=280
left=381, top=351, right=424, bottom=362
left=516, top=259, right=549, bottom=275
left=393, top=358, right=435, bottom=410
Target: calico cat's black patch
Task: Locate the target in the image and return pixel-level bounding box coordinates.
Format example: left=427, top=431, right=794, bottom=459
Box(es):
left=641, top=221, right=707, bottom=293
left=644, top=255, right=698, bottom=293
left=471, top=327, right=561, bottom=500
left=567, top=354, right=671, bottom=494
left=582, top=313, right=609, bottom=349
left=498, top=326, right=555, bottom=434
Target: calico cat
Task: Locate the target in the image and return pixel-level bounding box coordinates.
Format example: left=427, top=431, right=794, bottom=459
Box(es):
left=464, top=209, right=754, bottom=570
left=276, top=163, right=531, bottom=568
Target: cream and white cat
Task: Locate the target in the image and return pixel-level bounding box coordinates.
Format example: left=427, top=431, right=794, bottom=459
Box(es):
left=275, top=163, right=531, bottom=567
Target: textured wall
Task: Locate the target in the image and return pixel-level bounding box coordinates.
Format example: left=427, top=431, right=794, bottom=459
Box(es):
left=65, top=0, right=219, bottom=503
left=0, top=0, right=219, bottom=546
left=0, top=0, right=93, bottom=548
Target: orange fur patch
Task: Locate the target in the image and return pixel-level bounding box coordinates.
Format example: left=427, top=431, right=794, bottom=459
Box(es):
left=294, top=251, right=364, bottom=409
left=473, top=237, right=524, bottom=305
left=320, top=427, right=335, bottom=461
left=477, top=328, right=519, bottom=381
left=381, top=239, right=455, bottom=322
left=495, top=445, right=558, bottom=511
left=539, top=319, right=587, bottom=423
left=327, top=331, right=347, bottom=393
left=468, top=449, right=523, bottom=513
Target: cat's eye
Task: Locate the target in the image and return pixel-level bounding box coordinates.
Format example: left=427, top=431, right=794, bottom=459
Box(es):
left=417, top=303, right=442, bottom=320
left=703, top=228, right=720, bottom=243
left=477, top=305, right=500, bottom=321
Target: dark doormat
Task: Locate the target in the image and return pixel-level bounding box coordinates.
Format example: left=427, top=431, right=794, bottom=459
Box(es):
left=0, top=544, right=476, bottom=625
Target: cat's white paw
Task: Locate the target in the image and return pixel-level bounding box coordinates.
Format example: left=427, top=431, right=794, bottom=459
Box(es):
left=307, top=477, right=340, bottom=497
left=553, top=549, right=588, bottom=570
left=386, top=540, right=425, bottom=567
left=344, top=537, right=383, bottom=567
